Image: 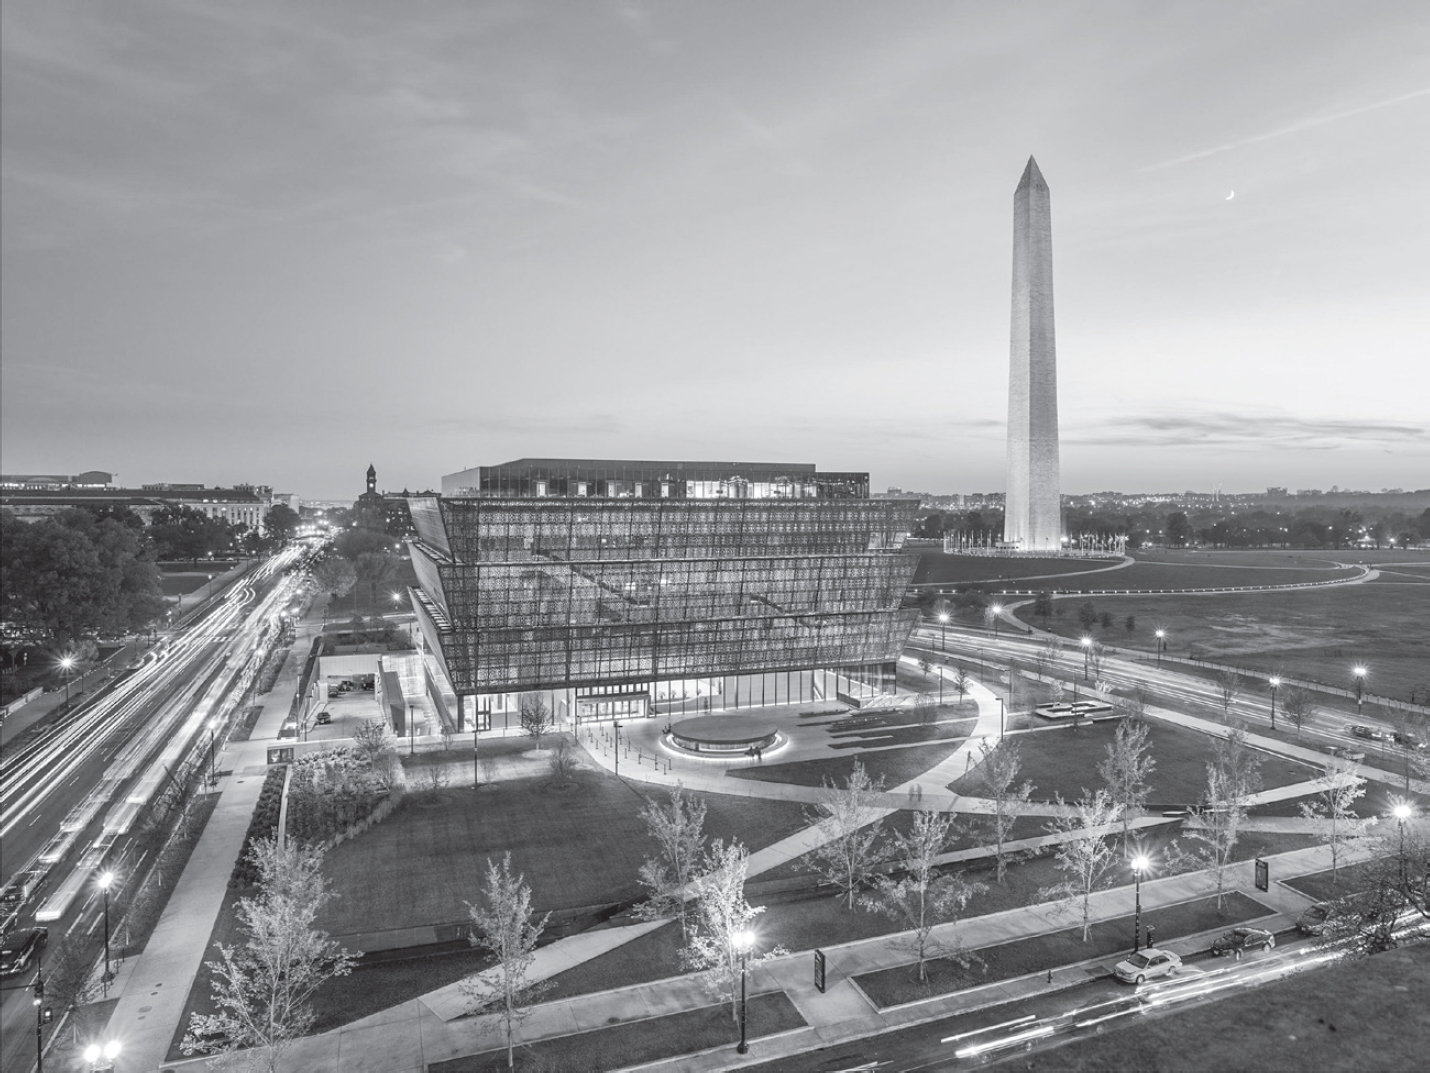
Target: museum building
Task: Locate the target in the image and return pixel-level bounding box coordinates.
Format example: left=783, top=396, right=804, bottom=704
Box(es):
left=404, top=458, right=920, bottom=732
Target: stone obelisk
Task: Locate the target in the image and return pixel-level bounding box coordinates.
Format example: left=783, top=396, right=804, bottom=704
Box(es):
left=1004, top=156, right=1062, bottom=552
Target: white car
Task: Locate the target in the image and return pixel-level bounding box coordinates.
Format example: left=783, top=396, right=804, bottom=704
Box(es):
left=1113, top=948, right=1182, bottom=985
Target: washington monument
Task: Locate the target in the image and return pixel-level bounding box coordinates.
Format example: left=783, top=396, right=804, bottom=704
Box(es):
left=1004, top=156, right=1062, bottom=552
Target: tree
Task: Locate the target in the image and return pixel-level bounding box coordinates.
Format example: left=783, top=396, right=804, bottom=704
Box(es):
left=463, top=853, right=550, bottom=1070
left=805, top=759, right=889, bottom=909
left=1040, top=789, right=1123, bottom=941
left=351, top=717, right=400, bottom=786
left=549, top=735, right=578, bottom=785
left=636, top=783, right=708, bottom=938
left=1033, top=591, right=1054, bottom=624
left=311, top=556, right=356, bottom=609
left=1187, top=729, right=1263, bottom=907
left=1037, top=635, right=1064, bottom=674
left=263, top=505, right=301, bottom=544
left=1215, top=668, right=1243, bottom=721
left=918, top=656, right=932, bottom=680
left=1298, top=760, right=1368, bottom=887
left=1166, top=511, right=1193, bottom=547
left=1280, top=685, right=1315, bottom=738
left=518, top=693, right=554, bottom=750
left=1097, top=716, right=1156, bottom=845
left=862, top=810, right=985, bottom=982
left=684, top=840, right=778, bottom=1023
left=1077, top=601, right=1098, bottom=631
left=148, top=503, right=237, bottom=561
left=952, top=667, right=971, bottom=702
left=1086, top=641, right=1107, bottom=684
left=914, top=692, right=936, bottom=724
left=973, top=740, right=1033, bottom=882
left=1099, top=611, right=1114, bottom=630
left=1124, top=615, right=1136, bottom=633
left=183, top=839, right=358, bottom=1071
left=332, top=527, right=393, bottom=561
left=352, top=551, right=400, bottom=612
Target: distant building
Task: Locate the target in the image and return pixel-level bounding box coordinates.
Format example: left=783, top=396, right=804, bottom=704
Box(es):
left=353, top=464, right=387, bottom=530
left=1, top=481, right=273, bottom=531
left=406, top=458, right=918, bottom=733
left=0, top=470, right=114, bottom=490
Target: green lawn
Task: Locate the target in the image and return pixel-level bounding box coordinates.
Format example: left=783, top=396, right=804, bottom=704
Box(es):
left=317, top=769, right=812, bottom=935
left=911, top=553, right=1115, bottom=588
left=1016, top=943, right=1430, bottom=1072
left=947, top=719, right=1319, bottom=805
left=431, top=992, right=804, bottom=1072
left=726, top=738, right=966, bottom=790
left=854, top=890, right=1269, bottom=1007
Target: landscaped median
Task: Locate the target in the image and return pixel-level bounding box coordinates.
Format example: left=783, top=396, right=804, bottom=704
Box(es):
left=853, top=891, right=1272, bottom=1009
left=429, top=992, right=805, bottom=1072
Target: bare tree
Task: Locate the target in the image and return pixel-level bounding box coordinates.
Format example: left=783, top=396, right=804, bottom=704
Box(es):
left=518, top=693, right=554, bottom=751
left=918, top=657, right=932, bottom=680
left=684, top=840, right=780, bottom=1024
left=973, top=740, right=1033, bottom=882
left=548, top=735, right=578, bottom=785
left=183, top=839, right=358, bottom=1072
left=311, top=557, right=356, bottom=611
left=1097, top=717, right=1157, bottom=846
left=351, top=717, right=399, bottom=786
left=1040, top=789, right=1124, bottom=941
left=463, top=853, right=551, bottom=1070
left=1086, top=641, right=1107, bottom=684
left=1215, top=669, right=1243, bottom=721
left=1187, top=729, right=1263, bottom=907
left=1279, top=685, right=1315, bottom=739
left=635, top=783, right=708, bottom=938
left=952, top=667, right=971, bottom=703
left=1298, top=760, right=1368, bottom=887
left=805, top=759, right=889, bottom=909
left=862, top=810, right=985, bottom=982
left=914, top=692, right=936, bottom=724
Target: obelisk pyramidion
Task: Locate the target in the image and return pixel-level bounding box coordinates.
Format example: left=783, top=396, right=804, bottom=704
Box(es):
left=1004, top=156, right=1062, bottom=552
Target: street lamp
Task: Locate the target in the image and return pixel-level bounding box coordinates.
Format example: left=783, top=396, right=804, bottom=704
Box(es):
left=734, top=928, right=753, bottom=1054
left=613, top=721, right=623, bottom=778
left=60, top=655, right=76, bottom=705
left=998, top=696, right=1005, bottom=740
left=1155, top=629, right=1165, bottom=668
left=84, top=1041, right=121, bottom=1072
left=1353, top=665, right=1367, bottom=715
left=938, top=611, right=949, bottom=654
left=207, top=718, right=219, bottom=784
left=99, top=872, right=114, bottom=985
left=1081, top=636, right=1092, bottom=681
left=990, top=603, right=1003, bottom=639
left=1392, top=803, right=1413, bottom=886
left=1131, top=855, right=1150, bottom=952
left=1268, top=676, right=1281, bottom=731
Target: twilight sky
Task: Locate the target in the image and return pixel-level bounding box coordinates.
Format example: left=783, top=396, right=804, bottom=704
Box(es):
left=3, top=2, right=1427, bottom=500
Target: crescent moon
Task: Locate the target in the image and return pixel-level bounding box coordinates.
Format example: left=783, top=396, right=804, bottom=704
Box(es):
left=1226, top=190, right=1235, bottom=200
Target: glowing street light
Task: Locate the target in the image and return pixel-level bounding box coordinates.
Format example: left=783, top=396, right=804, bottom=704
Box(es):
left=1268, top=676, right=1281, bottom=731
left=990, top=603, right=1004, bottom=639
left=1155, top=629, right=1166, bottom=669
left=84, top=1040, right=121, bottom=1072
left=1392, top=802, right=1413, bottom=885
left=1353, top=665, right=1367, bottom=715
left=1081, top=636, right=1092, bottom=681
left=734, top=928, right=754, bottom=1054
left=98, top=872, right=115, bottom=986
left=938, top=611, right=949, bottom=654
left=60, top=654, right=77, bottom=705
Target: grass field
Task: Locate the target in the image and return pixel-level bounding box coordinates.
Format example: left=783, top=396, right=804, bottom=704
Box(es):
left=317, top=770, right=811, bottom=935
left=1085, top=560, right=1359, bottom=591
left=912, top=553, right=1120, bottom=588
left=947, top=719, right=1319, bottom=804
left=1016, top=943, right=1430, bottom=1072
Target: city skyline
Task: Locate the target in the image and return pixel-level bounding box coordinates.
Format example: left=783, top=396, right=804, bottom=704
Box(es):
left=3, top=2, right=1428, bottom=499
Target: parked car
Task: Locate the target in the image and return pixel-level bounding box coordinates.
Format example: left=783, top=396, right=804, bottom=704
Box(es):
left=1113, top=948, right=1182, bottom=985
left=314, top=710, right=332, bottom=725
left=1345, top=724, right=1386, bottom=742
left=1211, top=926, right=1276, bottom=957
left=0, top=927, right=48, bottom=976
left=1297, top=903, right=1331, bottom=936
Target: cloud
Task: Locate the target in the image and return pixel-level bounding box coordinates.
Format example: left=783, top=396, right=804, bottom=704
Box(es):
left=1068, top=412, right=1428, bottom=450
left=1142, top=87, right=1430, bottom=171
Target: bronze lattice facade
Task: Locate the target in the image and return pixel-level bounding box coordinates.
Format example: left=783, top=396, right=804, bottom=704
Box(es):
left=407, top=460, right=919, bottom=720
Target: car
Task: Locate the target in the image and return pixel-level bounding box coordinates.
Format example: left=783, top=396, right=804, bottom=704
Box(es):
left=314, top=711, right=332, bottom=725
left=1297, top=903, right=1331, bottom=935
left=1345, top=724, right=1386, bottom=742
left=1391, top=732, right=1425, bottom=751
left=0, top=927, right=48, bottom=976
left=1211, top=926, right=1276, bottom=957
left=1113, top=948, right=1182, bottom=985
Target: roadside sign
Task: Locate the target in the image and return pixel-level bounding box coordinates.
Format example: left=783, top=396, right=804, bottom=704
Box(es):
left=814, top=949, right=826, bottom=993
left=1255, top=858, right=1269, bottom=892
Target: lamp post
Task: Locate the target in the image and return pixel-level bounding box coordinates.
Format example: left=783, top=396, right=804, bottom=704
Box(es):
left=990, top=603, right=1003, bottom=640
left=99, top=872, right=114, bottom=985
left=1353, top=665, right=1367, bottom=716
left=735, top=928, right=753, bottom=1054
left=33, top=964, right=48, bottom=1073
left=1155, top=629, right=1165, bottom=668
left=1268, top=676, right=1281, bottom=730
left=60, top=655, right=76, bottom=705
left=998, top=696, right=1005, bottom=740
left=1393, top=803, right=1412, bottom=886
left=1081, top=636, right=1092, bottom=681
left=1131, top=855, right=1149, bottom=952
left=613, top=721, right=623, bottom=778
left=207, top=719, right=218, bottom=784
left=938, top=611, right=949, bottom=654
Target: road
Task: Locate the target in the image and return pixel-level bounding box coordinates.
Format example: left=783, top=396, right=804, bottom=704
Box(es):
left=0, top=546, right=309, bottom=1073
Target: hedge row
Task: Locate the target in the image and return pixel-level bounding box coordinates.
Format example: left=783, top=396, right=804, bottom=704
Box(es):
left=229, top=766, right=288, bottom=888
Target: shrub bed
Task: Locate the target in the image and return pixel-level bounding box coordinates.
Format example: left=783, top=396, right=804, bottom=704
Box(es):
left=286, top=747, right=401, bottom=848
left=229, top=767, right=287, bottom=887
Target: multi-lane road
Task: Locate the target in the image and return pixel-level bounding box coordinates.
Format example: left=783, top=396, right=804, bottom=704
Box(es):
left=0, top=546, right=308, bottom=1073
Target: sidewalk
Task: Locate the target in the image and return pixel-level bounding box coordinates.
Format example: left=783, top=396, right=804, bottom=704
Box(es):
left=101, top=592, right=321, bottom=1073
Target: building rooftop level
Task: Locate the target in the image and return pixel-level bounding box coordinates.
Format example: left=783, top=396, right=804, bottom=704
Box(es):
left=443, top=457, right=873, bottom=500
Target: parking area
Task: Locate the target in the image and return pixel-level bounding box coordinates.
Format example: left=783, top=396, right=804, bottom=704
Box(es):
left=304, top=689, right=381, bottom=742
